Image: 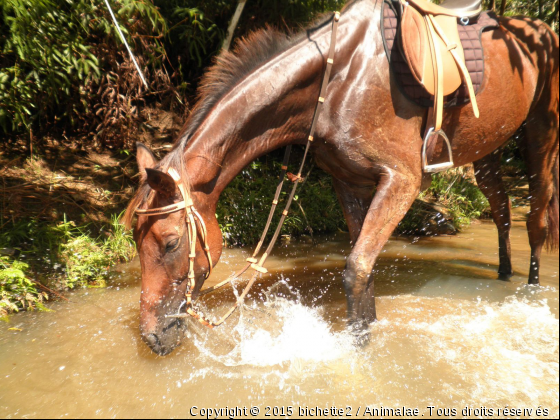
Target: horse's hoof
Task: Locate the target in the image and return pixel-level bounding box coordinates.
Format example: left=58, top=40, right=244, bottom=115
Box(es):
left=354, top=330, right=371, bottom=347
left=349, top=320, right=373, bottom=347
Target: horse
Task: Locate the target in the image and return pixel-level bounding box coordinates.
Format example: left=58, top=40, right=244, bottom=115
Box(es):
left=123, top=0, right=559, bottom=356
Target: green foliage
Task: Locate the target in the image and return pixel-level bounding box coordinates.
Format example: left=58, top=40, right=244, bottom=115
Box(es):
left=60, top=214, right=135, bottom=288
left=105, top=213, right=137, bottom=259
left=397, top=168, right=490, bottom=236
left=428, top=168, right=489, bottom=227
left=1, top=0, right=99, bottom=132
left=1, top=0, right=557, bottom=142
left=0, top=258, right=47, bottom=319
left=0, top=217, right=69, bottom=267
left=427, top=168, right=489, bottom=228
left=62, top=236, right=112, bottom=289
left=216, top=156, right=493, bottom=245
left=153, top=0, right=346, bottom=78
left=241, top=0, right=347, bottom=28
left=217, top=158, right=345, bottom=246
left=0, top=0, right=168, bottom=140
left=170, top=7, right=222, bottom=68
left=295, top=171, right=346, bottom=234
left=500, top=0, right=559, bottom=32
left=0, top=0, right=350, bottom=140
left=0, top=213, right=135, bottom=316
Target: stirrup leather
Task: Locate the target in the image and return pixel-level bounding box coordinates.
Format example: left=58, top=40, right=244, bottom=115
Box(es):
left=422, top=127, right=454, bottom=173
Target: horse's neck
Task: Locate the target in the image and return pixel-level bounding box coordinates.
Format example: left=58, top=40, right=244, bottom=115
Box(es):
left=183, top=51, right=322, bottom=199
left=183, top=1, right=370, bottom=203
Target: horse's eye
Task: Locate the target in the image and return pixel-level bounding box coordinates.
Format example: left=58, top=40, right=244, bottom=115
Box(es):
left=165, top=238, right=180, bottom=253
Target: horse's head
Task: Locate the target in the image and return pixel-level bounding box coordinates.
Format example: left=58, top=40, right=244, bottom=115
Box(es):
left=124, top=143, right=222, bottom=356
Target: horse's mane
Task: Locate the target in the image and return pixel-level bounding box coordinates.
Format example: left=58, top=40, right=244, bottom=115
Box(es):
left=122, top=6, right=349, bottom=229
left=175, top=7, right=341, bottom=147
left=176, top=28, right=295, bottom=147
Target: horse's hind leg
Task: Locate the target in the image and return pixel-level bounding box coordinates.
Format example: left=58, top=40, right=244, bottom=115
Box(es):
left=474, top=150, right=514, bottom=278
left=519, top=115, right=559, bottom=285
left=338, top=168, right=420, bottom=331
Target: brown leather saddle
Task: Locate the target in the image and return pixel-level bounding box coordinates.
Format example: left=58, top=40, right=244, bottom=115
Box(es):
left=382, top=0, right=499, bottom=173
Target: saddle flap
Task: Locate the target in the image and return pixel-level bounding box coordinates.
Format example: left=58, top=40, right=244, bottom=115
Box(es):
left=400, top=5, right=465, bottom=96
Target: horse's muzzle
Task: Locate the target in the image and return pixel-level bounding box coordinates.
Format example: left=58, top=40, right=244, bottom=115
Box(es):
left=141, top=317, right=185, bottom=356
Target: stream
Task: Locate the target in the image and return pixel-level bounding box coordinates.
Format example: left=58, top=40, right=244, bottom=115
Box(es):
left=0, top=218, right=558, bottom=418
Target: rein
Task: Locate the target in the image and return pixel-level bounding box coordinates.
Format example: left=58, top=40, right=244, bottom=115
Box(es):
left=135, top=11, right=341, bottom=328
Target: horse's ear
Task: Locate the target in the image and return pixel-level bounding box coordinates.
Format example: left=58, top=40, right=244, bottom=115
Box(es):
left=145, top=168, right=176, bottom=197
left=137, top=142, right=157, bottom=181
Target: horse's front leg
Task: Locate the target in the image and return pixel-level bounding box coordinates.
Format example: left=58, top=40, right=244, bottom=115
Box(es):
left=344, top=167, right=420, bottom=332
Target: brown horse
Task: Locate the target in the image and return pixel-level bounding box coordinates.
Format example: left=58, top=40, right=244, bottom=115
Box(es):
left=124, top=0, right=559, bottom=355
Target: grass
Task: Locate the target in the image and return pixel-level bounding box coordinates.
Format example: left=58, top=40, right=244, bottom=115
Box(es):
left=0, top=213, right=135, bottom=318
left=60, top=214, right=136, bottom=289
left=398, top=166, right=490, bottom=235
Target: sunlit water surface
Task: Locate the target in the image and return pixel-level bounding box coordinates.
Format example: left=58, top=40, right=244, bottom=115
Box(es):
left=0, top=219, right=558, bottom=418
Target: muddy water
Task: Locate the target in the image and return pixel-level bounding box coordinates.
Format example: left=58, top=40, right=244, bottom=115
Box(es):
left=0, top=218, right=558, bottom=419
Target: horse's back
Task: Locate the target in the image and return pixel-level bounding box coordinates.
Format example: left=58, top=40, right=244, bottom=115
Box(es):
left=318, top=5, right=558, bottom=175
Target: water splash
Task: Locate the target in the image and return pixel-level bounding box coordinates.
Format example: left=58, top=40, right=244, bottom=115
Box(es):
left=368, top=294, right=559, bottom=414
left=192, top=280, right=355, bottom=367
left=188, top=288, right=558, bottom=416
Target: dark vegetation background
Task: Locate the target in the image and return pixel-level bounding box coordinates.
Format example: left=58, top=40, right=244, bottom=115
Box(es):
left=0, top=0, right=557, bottom=316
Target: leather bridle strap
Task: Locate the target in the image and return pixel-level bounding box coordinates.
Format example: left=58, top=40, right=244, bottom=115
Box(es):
left=143, top=11, right=341, bottom=328
left=196, top=11, right=342, bottom=302
left=199, top=145, right=295, bottom=297
left=135, top=201, right=186, bottom=216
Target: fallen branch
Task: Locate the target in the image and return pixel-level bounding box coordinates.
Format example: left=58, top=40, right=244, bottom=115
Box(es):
left=31, top=280, right=70, bottom=302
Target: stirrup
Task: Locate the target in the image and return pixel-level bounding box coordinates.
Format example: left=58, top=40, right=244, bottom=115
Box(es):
left=422, top=127, right=454, bottom=173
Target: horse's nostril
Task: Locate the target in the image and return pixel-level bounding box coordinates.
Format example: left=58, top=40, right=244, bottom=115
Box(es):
left=140, top=319, right=185, bottom=356
left=143, top=333, right=159, bottom=348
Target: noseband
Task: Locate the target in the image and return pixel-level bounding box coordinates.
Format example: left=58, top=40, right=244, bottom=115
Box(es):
left=135, top=11, right=341, bottom=329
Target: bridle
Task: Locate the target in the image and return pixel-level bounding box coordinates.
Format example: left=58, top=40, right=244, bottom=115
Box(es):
left=135, top=11, right=341, bottom=329
left=135, top=167, right=217, bottom=326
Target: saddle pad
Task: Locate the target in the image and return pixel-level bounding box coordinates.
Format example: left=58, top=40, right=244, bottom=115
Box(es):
left=382, top=0, right=500, bottom=108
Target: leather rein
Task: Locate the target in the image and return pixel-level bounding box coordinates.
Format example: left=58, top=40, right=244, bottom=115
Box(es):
left=135, top=11, right=341, bottom=329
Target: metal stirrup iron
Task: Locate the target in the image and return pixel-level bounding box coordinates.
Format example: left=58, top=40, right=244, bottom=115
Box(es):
left=422, top=127, right=454, bottom=173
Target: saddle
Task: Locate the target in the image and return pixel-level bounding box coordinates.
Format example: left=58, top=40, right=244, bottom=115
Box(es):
left=399, top=0, right=482, bottom=172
